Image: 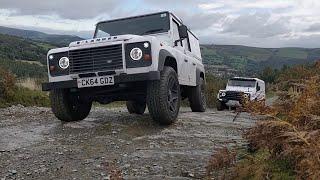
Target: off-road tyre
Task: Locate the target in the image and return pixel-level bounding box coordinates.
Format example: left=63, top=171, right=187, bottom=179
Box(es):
left=50, top=89, right=92, bottom=122
left=189, top=78, right=206, bottom=112
left=217, top=101, right=227, bottom=111
left=126, top=100, right=146, bottom=115
left=147, top=66, right=181, bottom=125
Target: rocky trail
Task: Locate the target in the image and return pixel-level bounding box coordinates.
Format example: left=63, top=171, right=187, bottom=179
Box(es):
left=0, top=105, right=255, bottom=179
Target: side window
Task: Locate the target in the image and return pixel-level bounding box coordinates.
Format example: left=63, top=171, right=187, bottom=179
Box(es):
left=188, top=31, right=202, bottom=59
left=172, top=19, right=182, bottom=47
left=257, top=83, right=261, bottom=91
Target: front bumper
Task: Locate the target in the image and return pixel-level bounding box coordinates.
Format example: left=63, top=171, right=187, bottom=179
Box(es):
left=42, top=71, right=160, bottom=91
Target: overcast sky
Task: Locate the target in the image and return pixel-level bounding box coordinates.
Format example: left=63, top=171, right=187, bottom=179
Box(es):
left=0, top=0, right=320, bottom=48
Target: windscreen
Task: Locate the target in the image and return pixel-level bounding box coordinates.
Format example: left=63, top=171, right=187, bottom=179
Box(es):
left=94, top=13, right=170, bottom=38
left=228, top=79, right=257, bottom=87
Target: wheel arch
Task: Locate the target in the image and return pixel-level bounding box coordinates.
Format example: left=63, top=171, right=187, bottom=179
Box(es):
left=196, top=68, right=205, bottom=85
left=158, top=49, right=178, bottom=74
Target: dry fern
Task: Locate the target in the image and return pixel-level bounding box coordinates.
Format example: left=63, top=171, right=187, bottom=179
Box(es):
left=243, top=76, right=320, bottom=179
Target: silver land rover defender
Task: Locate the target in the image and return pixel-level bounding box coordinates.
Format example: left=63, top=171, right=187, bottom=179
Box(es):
left=217, top=77, right=266, bottom=110
left=42, top=12, right=206, bottom=125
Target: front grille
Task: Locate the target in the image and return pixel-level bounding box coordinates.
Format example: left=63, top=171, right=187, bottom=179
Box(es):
left=225, top=91, right=244, bottom=101
left=69, top=45, right=123, bottom=74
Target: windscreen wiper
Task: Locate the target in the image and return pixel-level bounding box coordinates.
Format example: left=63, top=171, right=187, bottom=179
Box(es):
left=142, top=28, right=164, bottom=35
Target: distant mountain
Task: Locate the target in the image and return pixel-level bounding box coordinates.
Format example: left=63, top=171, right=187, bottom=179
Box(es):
left=0, top=26, right=83, bottom=47
left=201, top=45, right=320, bottom=76
left=0, top=26, right=319, bottom=78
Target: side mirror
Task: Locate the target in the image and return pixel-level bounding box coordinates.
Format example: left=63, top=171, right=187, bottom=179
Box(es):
left=178, top=25, right=188, bottom=39
left=257, top=85, right=261, bottom=91
left=174, top=25, right=188, bottom=47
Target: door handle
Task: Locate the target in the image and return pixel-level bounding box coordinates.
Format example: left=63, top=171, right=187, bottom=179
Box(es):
left=184, top=59, right=188, bottom=62
left=192, top=63, right=196, bottom=66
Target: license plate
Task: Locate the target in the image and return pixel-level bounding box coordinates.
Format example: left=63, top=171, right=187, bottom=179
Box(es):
left=77, top=76, right=114, bottom=88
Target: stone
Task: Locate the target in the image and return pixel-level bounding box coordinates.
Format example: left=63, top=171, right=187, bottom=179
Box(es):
left=10, top=170, right=17, bottom=175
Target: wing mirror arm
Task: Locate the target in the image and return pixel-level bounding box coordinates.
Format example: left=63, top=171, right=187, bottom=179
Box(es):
left=174, top=25, right=188, bottom=47
left=174, top=38, right=185, bottom=47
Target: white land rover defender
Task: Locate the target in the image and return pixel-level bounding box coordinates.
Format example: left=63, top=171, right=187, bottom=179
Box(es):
left=42, top=12, right=206, bottom=125
left=216, top=77, right=265, bottom=110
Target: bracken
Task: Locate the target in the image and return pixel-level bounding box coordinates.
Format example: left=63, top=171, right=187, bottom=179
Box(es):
left=206, top=62, right=320, bottom=179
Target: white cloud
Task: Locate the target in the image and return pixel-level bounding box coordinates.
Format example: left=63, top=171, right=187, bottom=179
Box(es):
left=0, top=0, right=319, bottom=47
left=222, top=13, right=290, bottom=38
left=0, top=10, right=97, bottom=32
left=0, top=0, right=119, bottom=19
left=241, top=1, right=293, bottom=9
left=198, top=3, right=224, bottom=10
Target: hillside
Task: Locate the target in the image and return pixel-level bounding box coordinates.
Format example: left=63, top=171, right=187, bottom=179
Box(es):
left=0, top=33, right=54, bottom=64
left=0, top=34, right=51, bottom=78
left=0, top=26, right=320, bottom=78
left=0, top=26, right=83, bottom=47
left=201, top=45, right=320, bottom=76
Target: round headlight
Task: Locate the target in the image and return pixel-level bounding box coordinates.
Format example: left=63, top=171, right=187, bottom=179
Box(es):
left=221, top=92, right=226, bottom=97
left=244, top=94, right=250, bottom=98
left=59, top=57, right=69, bottom=69
left=130, top=48, right=143, bottom=61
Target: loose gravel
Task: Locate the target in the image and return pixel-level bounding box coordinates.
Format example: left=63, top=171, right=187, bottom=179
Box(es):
left=0, top=105, right=255, bottom=179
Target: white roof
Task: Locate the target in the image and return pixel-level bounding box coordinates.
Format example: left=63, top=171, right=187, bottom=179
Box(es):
left=231, top=77, right=265, bottom=83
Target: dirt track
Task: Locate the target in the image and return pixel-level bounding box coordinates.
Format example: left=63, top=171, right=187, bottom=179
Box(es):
left=0, top=105, right=255, bottom=179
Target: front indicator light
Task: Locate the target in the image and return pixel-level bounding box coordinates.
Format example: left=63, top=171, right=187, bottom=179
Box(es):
left=49, top=66, right=55, bottom=72
left=144, top=54, right=151, bottom=61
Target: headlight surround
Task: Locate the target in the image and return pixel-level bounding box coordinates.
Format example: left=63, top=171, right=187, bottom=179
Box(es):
left=244, top=93, right=250, bottom=99
left=130, top=48, right=143, bottom=61
left=219, top=92, right=226, bottom=97
left=59, top=57, right=70, bottom=69
left=125, top=41, right=152, bottom=68
left=48, top=52, right=69, bottom=77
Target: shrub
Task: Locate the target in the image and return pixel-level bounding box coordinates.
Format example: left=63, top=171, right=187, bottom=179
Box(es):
left=206, top=147, right=237, bottom=179
left=0, top=66, right=15, bottom=99
left=4, top=87, right=50, bottom=107
left=244, top=77, right=320, bottom=179
left=0, top=66, right=49, bottom=107
left=205, top=74, right=227, bottom=108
